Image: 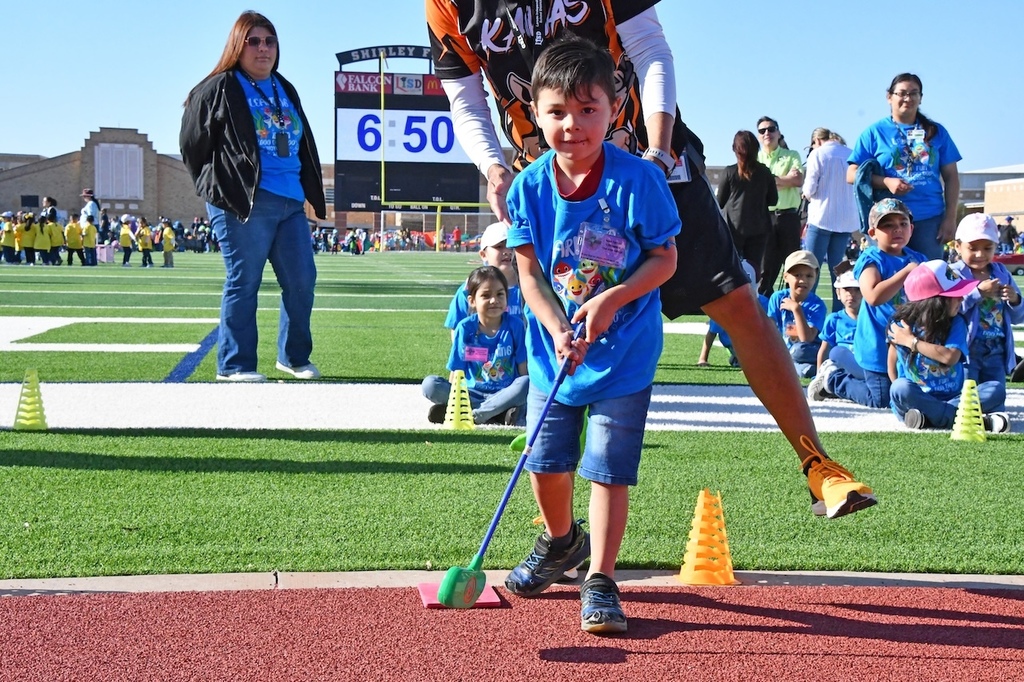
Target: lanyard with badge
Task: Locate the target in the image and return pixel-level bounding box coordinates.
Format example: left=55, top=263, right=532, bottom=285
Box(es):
left=579, top=199, right=627, bottom=272
left=894, top=118, right=926, bottom=168
left=241, top=71, right=290, bottom=157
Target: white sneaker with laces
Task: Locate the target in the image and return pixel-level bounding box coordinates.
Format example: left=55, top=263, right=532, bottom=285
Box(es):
left=983, top=412, right=1011, bottom=434
left=216, top=371, right=267, bottom=383
left=807, top=359, right=837, bottom=401
left=275, top=361, right=321, bottom=380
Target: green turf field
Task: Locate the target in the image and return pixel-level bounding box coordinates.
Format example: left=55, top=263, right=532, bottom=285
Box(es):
left=1, top=252, right=1023, bottom=579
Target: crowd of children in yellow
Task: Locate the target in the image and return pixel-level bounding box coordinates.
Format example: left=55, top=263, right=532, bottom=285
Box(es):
left=0, top=210, right=176, bottom=268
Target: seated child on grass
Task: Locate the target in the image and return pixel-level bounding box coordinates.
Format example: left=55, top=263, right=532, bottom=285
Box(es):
left=817, top=199, right=927, bottom=408
left=444, top=222, right=523, bottom=339
left=807, top=267, right=861, bottom=400
left=888, top=260, right=1010, bottom=432
left=950, top=213, right=1024, bottom=409
left=422, top=265, right=528, bottom=425
left=765, top=250, right=827, bottom=378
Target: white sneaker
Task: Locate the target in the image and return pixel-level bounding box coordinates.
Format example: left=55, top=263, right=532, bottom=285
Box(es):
left=807, top=359, right=837, bottom=401
left=216, top=371, right=267, bottom=383
left=275, top=361, right=321, bottom=379
left=983, top=412, right=1011, bottom=434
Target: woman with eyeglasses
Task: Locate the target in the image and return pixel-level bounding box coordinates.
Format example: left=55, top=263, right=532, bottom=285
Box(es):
left=846, top=73, right=961, bottom=260
left=180, top=11, right=326, bottom=383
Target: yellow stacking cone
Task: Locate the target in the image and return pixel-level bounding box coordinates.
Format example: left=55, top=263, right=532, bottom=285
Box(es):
left=951, top=379, right=985, bottom=442
left=13, top=368, right=48, bottom=431
left=444, top=370, right=474, bottom=430
left=676, top=488, right=739, bottom=586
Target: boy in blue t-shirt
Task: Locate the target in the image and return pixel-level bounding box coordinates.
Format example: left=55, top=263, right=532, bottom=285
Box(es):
left=816, top=198, right=927, bottom=408
left=766, top=250, right=827, bottom=378
left=807, top=268, right=862, bottom=400
left=443, top=222, right=523, bottom=338
left=503, top=37, right=679, bottom=635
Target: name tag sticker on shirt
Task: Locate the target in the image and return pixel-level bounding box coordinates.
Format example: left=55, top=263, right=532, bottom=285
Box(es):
left=464, top=346, right=489, bottom=362
left=579, top=222, right=627, bottom=268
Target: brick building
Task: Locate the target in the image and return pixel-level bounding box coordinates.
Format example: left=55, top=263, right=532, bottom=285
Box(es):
left=0, top=128, right=205, bottom=224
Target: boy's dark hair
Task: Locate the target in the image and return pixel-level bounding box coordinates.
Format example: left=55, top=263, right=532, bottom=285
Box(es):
left=531, top=34, right=616, bottom=104
left=466, top=265, right=509, bottom=299
left=891, top=297, right=953, bottom=346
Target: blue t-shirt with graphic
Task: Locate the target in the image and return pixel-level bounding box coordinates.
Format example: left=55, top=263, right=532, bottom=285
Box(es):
left=506, top=144, right=680, bottom=406
left=444, top=282, right=523, bottom=330
left=849, top=117, right=961, bottom=221
left=853, top=245, right=927, bottom=373
left=766, top=290, right=828, bottom=348
left=893, top=316, right=968, bottom=396
left=235, top=72, right=304, bottom=202
left=821, top=310, right=858, bottom=350
left=447, top=313, right=527, bottom=394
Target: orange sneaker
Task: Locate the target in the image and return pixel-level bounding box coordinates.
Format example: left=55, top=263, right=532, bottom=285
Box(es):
left=801, top=437, right=876, bottom=519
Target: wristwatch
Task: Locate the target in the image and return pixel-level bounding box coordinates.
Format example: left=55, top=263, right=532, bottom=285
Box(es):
left=642, top=147, right=675, bottom=178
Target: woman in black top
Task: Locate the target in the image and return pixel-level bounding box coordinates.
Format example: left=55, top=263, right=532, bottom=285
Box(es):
left=716, top=130, right=777, bottom=281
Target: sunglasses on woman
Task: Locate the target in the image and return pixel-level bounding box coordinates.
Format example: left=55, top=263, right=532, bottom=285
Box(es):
left=758, top=125, right=778, bottom=135
left=245, top=35, right=278, bottom=48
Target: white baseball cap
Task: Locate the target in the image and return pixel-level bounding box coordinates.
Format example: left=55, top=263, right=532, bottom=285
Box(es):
left=479, top=222, right=508, bottom=249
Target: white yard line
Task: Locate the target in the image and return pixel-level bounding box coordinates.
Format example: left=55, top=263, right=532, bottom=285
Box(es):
left=1, top=381, right=1021, bottom=433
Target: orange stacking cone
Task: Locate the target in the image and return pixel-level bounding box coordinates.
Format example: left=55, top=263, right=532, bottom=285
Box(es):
left=444, top=370, right=474, bottom=430
left=13, top=368, right=48, bottom=431
left=951, top=379, right=985, bottom=442
left=676, top=488, right=739, bottom=586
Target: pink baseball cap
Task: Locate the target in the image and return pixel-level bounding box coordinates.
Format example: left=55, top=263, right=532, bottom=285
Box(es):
left=904, top=259, right=979, bottom=302
left=955, top=213, right=998, bottom=243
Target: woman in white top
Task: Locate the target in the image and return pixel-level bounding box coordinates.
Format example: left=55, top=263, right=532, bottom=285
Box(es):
left=802, top=128, right=858, bottom=311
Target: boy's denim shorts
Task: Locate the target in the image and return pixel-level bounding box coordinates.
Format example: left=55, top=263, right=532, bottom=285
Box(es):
left=523, top=385, right=652, bottom=486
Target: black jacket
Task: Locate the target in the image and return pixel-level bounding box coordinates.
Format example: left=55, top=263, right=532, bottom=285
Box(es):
left=179, top=70, right=326, bottom=222
left=716, top=163, right=777, bottom=236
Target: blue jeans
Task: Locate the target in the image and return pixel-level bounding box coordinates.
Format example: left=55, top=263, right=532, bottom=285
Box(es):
left=84, top=247, right=97, bottom=266
left=789, top=340, right=821, bottom=378
left=523, top=385, right=652, bottom=487
left=829, top=366, right=891, bottom=409
left=906, top=214, right=945, bottom=261
left=421, top=375, right=529, bottom=424
left=829, top=346, right=865, bottom=380
left=967, top=338, right=1009, bottom=411
left=208, top=189, right=316, bottom=375
left=890, top=378, right=1005, bottom=428
left=804, top=225, right=853, bottom=311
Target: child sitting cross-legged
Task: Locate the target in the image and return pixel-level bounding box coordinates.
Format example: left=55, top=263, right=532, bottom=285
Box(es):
left=422, top=265, right=529, bottom=425
left=950, top=213, right=1024, bottom=408
left=888, top=260, right=1010, bottom=432
left=765, top=249, right=828, bottom=378
left=807, top=266, right=862, bottom=401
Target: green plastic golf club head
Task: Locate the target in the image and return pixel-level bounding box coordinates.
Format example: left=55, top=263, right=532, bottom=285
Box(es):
left=436, top=557, right=486, bottom=608
left=509, top=432, right=527, bottom=453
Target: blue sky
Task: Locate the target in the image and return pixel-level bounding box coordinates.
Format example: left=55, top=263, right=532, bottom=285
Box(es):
left=5, top=0, right=1021, bottom=171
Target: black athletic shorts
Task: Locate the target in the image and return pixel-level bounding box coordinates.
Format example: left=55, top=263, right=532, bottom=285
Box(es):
left=659, top=165, right=747, bottom=319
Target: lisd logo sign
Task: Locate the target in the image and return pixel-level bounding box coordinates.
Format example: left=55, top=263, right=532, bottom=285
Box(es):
left=394, top=75, right=422, bottom=96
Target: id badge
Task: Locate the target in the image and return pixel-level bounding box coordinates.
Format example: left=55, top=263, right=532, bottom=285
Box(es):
left=579, top=222, right=627, bottom=269
left=275, top=132, right=290, bottom=158
left=907, top=128, right=925, bottom=144
left=464, top=346, right=489, bottom=362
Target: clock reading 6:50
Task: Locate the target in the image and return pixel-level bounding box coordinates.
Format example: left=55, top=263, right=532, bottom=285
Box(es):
left=357, top=113, right=455, bottom=154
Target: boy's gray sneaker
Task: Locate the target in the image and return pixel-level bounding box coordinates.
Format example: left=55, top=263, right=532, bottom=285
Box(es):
left=505, top=521, right=589, bottom=597
left=580, top=573, right=627, bottom=634
left=904, top=408, right=926, bottom=430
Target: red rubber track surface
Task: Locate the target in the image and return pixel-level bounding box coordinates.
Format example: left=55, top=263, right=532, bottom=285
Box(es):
left=3, top=585, right=1023, bottom=681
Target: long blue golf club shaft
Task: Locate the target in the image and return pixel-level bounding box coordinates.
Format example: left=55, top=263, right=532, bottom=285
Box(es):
left=470, top=324, right=585, bottom=563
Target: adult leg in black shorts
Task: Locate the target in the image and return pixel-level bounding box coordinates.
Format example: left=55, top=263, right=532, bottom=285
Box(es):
left=660, top=160, right=874, bottom=519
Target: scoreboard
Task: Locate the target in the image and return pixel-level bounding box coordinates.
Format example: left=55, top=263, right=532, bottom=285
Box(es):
left=335, top=70, right=481, bottom=213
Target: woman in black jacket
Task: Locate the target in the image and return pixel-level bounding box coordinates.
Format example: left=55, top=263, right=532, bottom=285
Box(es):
left=180, top=10, right=326, bottom=383
left=716, top=130, right=778, bottom=282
